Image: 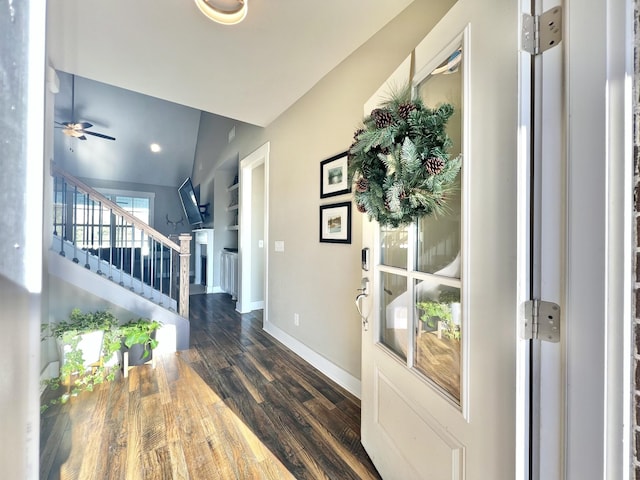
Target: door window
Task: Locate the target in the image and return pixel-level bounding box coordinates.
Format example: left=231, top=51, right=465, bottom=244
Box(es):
left=376, top=44, right=464, bottom=405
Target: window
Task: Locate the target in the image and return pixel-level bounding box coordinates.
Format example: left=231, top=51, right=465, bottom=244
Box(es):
left=104, top=191, right=153, bottom=250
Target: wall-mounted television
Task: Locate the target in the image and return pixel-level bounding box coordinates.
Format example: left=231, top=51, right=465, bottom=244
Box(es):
left=178, top=177, right=204, bottom=227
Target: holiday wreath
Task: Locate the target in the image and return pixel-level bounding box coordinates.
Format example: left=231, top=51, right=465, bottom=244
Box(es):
left=348, top=86, right=461, bottom=228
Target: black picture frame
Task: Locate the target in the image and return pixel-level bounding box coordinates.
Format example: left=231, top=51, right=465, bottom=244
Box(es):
left=320, top=151, right=350, bottom=198
left=319, top=202, right=351, bottom=244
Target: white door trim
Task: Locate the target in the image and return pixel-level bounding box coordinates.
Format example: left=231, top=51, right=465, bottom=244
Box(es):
left=564, top=0, right=633, bottom=477
left=237, top=142, right=269, bottom=316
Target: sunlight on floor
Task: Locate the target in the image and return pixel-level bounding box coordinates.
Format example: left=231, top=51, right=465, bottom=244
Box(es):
left=48, top=352, right=295, bottom=479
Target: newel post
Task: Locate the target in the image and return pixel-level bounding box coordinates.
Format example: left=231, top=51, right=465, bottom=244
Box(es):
left=178, top=234, right=191, bottom=319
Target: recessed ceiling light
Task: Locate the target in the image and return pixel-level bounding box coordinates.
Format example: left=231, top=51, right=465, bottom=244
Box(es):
left=150, top=143, right=162, bottom=153
left=195, top=0, right=247, bottom=25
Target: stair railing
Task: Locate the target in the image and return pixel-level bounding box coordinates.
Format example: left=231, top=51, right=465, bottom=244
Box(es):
left=51, top=163, right=191, bottom=319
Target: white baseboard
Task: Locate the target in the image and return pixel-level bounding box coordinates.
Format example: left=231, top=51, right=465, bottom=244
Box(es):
left=235, top=299, right=263, bottom=313
left=263, top=321, right=361, bottom=399
left=250, top=300, right=264, bottom=310
left=40, top=361, right=59, bottom=394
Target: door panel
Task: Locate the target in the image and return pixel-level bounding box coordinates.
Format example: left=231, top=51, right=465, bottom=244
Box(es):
left=360, top=1, right=527, bottom=478
left=376, top=372, right=464, bottom=479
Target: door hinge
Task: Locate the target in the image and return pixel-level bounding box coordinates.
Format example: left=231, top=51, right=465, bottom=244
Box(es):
left=523, top=299, right=560, bottom=342
left=522, top=6, right=563, bottom=56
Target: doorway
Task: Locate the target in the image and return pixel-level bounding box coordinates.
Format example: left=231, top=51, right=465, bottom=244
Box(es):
left=237, top=142, right=269, bottom=315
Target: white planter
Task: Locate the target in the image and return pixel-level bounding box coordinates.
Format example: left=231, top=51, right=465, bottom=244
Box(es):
left=57, top=330, right=104, bottom=372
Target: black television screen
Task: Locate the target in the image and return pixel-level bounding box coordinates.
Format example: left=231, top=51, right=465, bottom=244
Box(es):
left=178, top=177, right=204, bottom=226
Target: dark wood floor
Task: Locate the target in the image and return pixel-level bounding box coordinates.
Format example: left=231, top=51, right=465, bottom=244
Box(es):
left=40, top=293, right=381, bottom=479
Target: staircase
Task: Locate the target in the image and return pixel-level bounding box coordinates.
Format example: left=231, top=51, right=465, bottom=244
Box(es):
left=50, top=163, right=191, bottom=351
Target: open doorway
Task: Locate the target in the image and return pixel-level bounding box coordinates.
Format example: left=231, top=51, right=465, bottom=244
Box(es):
left=237, top=142, right=269, bottom=316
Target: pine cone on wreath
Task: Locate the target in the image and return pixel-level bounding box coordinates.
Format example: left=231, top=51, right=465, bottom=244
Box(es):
left=424, top=157, right=445, bottom=175
left=397, top=102, right=417, bottom=120
left=353, top=128, right=365, bottom=140
left=357, top=203, right=367, bottom=213
left=356, top=177, right=369, bottom=193
left=371, top=108, right=394, bottom=129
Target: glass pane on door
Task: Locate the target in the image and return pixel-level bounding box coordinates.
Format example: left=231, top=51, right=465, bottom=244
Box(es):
left=379, top=272, right=408, bottom=360
left=414, top=278, right=461, bottom=403
left=415, top=46, right=463, bottom=276
left=380, top=225, right=408, bottom=269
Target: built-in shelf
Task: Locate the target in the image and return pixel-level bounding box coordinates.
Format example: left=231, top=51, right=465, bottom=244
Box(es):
left=228, top=179, right=239, bottom=233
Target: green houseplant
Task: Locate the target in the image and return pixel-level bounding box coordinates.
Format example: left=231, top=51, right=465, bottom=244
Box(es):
left=42, top=309, right=122, bottom=409
left=119, top=318, right=161, bottom=367
left=416, top=290, right=461, bottom=341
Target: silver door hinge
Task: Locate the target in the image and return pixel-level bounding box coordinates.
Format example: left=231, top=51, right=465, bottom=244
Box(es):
left=522, top=6, right=563, bottom=55
left=523, top=299, right=560, bottom=342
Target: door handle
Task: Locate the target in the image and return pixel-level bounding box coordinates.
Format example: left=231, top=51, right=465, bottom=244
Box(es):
left=355, top=277, right=370, bottom=331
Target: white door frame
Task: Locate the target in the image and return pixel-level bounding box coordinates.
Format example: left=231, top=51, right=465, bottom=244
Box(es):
left=237, top=142, right=269, bottom=316
left=564, top=0, right=633, bottom=478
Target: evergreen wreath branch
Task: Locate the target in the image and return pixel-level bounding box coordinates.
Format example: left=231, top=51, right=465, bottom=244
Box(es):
left=348, top=84, right=461, bottom=228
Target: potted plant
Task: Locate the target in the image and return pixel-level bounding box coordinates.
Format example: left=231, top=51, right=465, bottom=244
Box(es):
left=119, top=318, right=161, bottom=368
left=41, top=309, right=122, bottom=409
left=416, top=291, right=461, bottom=341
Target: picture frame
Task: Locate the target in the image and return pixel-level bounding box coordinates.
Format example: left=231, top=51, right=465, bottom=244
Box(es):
left=319, top=201, right=351, bottom=244
left=320, top=151, right=350, bottom=198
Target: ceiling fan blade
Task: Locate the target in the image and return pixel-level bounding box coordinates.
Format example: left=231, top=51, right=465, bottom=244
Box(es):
left=77, top=122, right=93, bottom=129
left=84, top=130, right=116, bottom=141
left=77, top=135, right=87, bottom=141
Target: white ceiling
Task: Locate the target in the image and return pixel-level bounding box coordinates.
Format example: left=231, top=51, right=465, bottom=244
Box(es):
left=47, top=0, right=415, bottom=127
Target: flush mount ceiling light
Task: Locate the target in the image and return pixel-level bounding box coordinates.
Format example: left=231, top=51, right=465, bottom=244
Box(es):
left=150, top=143, right=162, bottom=153
left=195, top=0, right=247, bottom=25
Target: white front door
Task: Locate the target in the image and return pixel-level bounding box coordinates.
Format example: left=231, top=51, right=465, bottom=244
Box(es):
left=359, top=1, right=530, bottom=478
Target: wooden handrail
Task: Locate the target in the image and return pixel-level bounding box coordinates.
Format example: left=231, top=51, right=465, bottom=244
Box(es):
left=51, top=162, right=180, bottom=252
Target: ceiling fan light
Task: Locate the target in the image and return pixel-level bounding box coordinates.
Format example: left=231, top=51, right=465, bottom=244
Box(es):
left=195, top=0, right=247, bottom=25
left=62, top=127, right=84, bottom=138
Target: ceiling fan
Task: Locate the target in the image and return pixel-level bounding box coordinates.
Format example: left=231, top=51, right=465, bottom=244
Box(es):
left=55, top=75, right=116, bottom=141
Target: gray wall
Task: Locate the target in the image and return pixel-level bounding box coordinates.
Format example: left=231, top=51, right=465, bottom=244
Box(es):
left=191, top=0, right=456, bottom=380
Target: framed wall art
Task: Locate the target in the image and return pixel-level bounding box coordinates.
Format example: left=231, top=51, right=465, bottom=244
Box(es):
left=320, top=151, right=350, bottom=198
left=319, top=201, right=351, bottom=244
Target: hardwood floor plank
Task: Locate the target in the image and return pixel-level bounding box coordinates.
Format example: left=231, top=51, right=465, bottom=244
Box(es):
left=243, top=350, right=275, bottom=382
left=271, top=354, right=339, bottom=412
left=166, top=440, right=190, bottom=480
left=125, top=387, right=144, bottom=480
left=39, top=410, right=69, bottom=479
left=140, top=393, right=167, bottom=452
left=142, top=446, right=173, bottom=480
left=79, top=384, right=125, bottom=480
left=223, top=395, right=307, bottom=470
left=231, top=363, right=265, bottom=404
